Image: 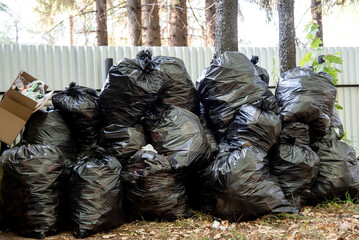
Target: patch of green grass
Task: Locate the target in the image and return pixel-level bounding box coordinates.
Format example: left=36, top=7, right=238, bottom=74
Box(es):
left=315, top=193, right=359, bottom=212
left=278, top=212, right=309, bottom=220
left=260, top=214, right=282, bottom=227
left=343, top=192, right=359, bottom=204
left=302, top=207, right=312, bottom=215
left=260, top=212, right=309, bottom=227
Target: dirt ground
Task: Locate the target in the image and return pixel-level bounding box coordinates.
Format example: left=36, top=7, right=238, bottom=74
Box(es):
left=0, top=201, right=358, bottom=240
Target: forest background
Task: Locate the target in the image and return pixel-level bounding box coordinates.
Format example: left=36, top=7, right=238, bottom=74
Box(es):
left=0, top=0, right=358, bottom=48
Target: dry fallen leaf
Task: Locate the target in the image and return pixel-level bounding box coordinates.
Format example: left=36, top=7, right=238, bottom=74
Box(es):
left=102, top=234, right=117, bottom=239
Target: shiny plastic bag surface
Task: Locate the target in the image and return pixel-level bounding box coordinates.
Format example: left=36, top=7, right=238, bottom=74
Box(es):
left=70, top=148, right=124, bottom=238
left=122, top=148, right=188, bottom=220
left=1, top=144, right=64, bottom=239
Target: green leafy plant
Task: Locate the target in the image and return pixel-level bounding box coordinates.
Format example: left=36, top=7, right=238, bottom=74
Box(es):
left=300, top=21, right=343, bottom=110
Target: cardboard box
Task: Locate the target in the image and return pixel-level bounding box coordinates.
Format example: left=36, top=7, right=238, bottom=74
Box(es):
left=0, top=70, right=53, bottom=145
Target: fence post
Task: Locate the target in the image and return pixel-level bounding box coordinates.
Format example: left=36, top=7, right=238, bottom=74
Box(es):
left=105, top=58, right=113, bottom=78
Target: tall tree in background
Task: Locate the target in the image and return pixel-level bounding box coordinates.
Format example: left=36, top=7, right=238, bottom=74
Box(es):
left=205, top=0, right=215, bottom=47
left=66, top=0, right=75, bottom=46
left=310, top=0, right=356, bottom=46
left=169, top=0, right=187, bottom=46
left=127, top=0, right=142, bottom=46
left=143, top=0, right=161, bottom=46
left=96, top=0, right=108, bottom=46
left=69, top=15, right=74, bottom=45
left=311, top=0, right=323, bottom=46
left=215, top=0, right=238, bottom=54
left=278, top=0, right=296, bottom=74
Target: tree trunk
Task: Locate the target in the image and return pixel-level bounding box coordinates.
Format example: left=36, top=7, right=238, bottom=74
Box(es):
left=142, top=0, right=161, bottom=46
left=96, top=0, right=108, bottom=46
left=215, top=0, right=238, bottom=55
left=69, top=15, right=74, bottom=46
left=311, top=0, right=323, bottom=46
left=278, top=0, right=296, bottom=74
left=205, top=0, right=215, bottom=47
left=127, top=0, right=142, bottom=46
left=169, top=0, right=187, bottom=46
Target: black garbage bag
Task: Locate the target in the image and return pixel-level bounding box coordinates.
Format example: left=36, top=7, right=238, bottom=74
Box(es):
left=0, top=142, right=7, bottom=215
left=210, top=143, right=299, bottom=221
left=310, top=109, right=345, bottom=142
left=226, top=104, right=281, bottom=152
left=197, top=51, right=278, bottom=141
left=153, top=56, right=200, bottom=114
left=251, top=56, right=269, bottom=85
left=69, top=148, right=124, bottom=238
left=269, top=122, right=319, bottom=208
left=23, top=108, right=77, bottom=168
left=122, top=146, right=189, bottom=220
left=199, top=103, right=218, bottom=153
left=23, top=109, right=78, bottom=229
left=308, top=111, right=332, bottom=138
left=254, top=77, right=279, bottom=112
left=52, top=82, right=100, bottom=155
left=99, top=123, right=147, bottom=165
left=142, top=104, right=211, bottom=171
left=0, top=164, right=2, bottom=225
left=98, top=49, right=162, bottom=126
left=279, top=122, right=311, bottom=145
left=0, top=141, right=8, bottom=155
left=275, top=67, right=337, bottom=123
left=309, top=140, right=359, bottom=204
left=330, top=109, right=345, bottom=139
left=269, top=145, right=319, bottom=209
left=0, top=144, right=64, bottom=239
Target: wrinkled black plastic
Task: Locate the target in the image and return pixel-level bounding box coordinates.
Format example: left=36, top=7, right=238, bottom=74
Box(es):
left=309, top=140, right=359, bottom=204
left=52, top=82, right=100, bottom=155
left=276, top=67, right=337, bottom=123
left=122, top=149, right=188, bottom=220
left=23, top=108, right=77, bottom=168
left=251, top=56, right=269, bottom=85
left=0, top=141, right=8, bottom=155
left=308, top=112, right=331, bottom=138
left=0, top=144, right=64, bottom=239
left=269, top=144, right=319, bottom=209
left=154, top=56, right=200, bottom=114
left=98, top=50, right=162, bottom=126
left=99, top=123, right=146, bottom=165
left=254, top=77, right=279, bottom=112
left=199, top=103, right=218, bottom=153
left=197, top=51, right=278, bottom=141
left=330, top=109, right=345, bottom=139
left=310, top=109, right=345, bottom=142
left=142, top=105, right=211, bottom=170
left=279, top=122, right=310, bottom=145
left=70, top=148, right=124, bottom=238
left=226, top=104, right=281, bottom=152
left=210, top=143, right=299, bottom=221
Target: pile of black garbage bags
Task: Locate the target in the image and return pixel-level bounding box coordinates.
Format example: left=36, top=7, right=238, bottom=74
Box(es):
left=0, top=50, right=358, bottom=239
